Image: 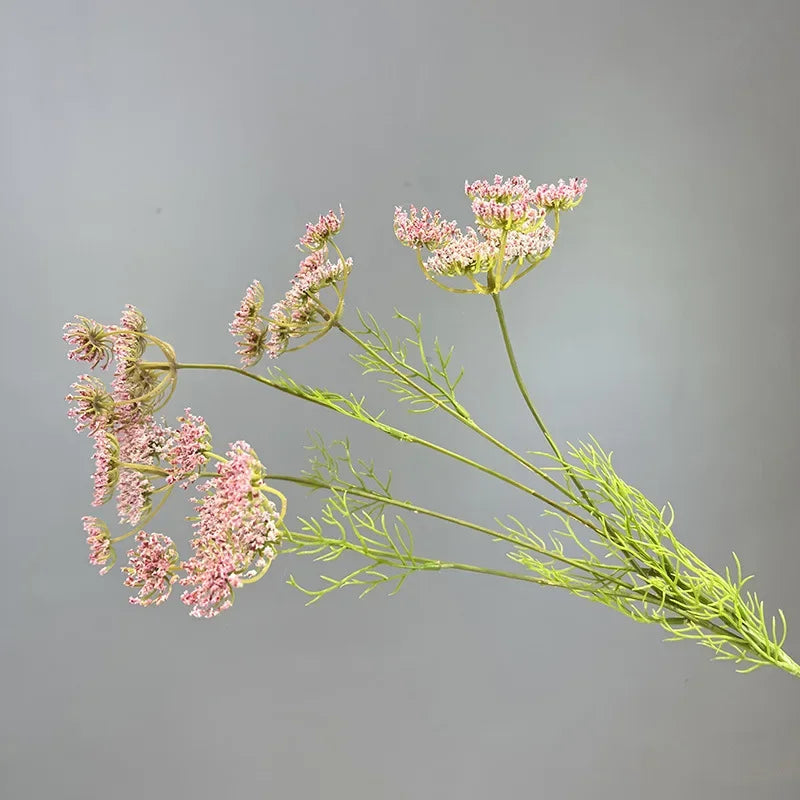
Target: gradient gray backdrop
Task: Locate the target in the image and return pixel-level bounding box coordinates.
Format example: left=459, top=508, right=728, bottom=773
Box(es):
left=3, top=1, right=800, bottom=797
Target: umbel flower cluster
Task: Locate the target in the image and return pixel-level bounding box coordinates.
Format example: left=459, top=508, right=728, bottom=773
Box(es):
left=64, top=308, right=286, bottom=616
left=64, top=174, right=800, bottom=680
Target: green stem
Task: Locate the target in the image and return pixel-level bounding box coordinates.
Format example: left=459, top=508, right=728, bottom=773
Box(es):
left=143, top=360, right=605, bottom=537
left=268, top=472, right=782, bottom=653
left=331, top=321, right=595, bottom=515
left=491, top=291, right=603, bottom=521
left=490, top=292, right=565, bottom=465
left=266, top=472, right=632, bottom=588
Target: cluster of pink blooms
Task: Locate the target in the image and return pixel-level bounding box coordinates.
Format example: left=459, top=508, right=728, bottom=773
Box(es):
left=83, top=516, right=115, bottom=574
left=393, top=206, right=459, bottom=249
left=122, top=531, right=180, bottom=606
left=299, top=205, right=345, bottom=250
left=465, top=175, right=545, bottom=231
left=115, top=416, right=167, bottom=525
left=532, top=177, right=588, bottom=211
left=180, top=441, right=282, bottom=618
left=230, top=207, right=351, bottom=364
left=91, top=430, right=118, bottom=506
left=424, top=225, right=556, bottom=276
left=229, top=280, right=267, bottom=366
left=394, top=174, right=586, bottom=281
left=164, top=410, right=212, bottom=487
left=66, top=306, right=283, bottom=616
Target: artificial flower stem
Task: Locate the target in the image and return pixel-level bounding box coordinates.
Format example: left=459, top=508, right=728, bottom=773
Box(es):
left=143, top=360, right=605, bottom=536
left=490, top=291, right=594, bottom=508
left=330, top=321, right=596, bottom=514
left=265, top=472, right=635, bottom=587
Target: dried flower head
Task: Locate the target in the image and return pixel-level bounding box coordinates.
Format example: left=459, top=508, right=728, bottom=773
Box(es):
left=122, top=531, right=180, bottom=606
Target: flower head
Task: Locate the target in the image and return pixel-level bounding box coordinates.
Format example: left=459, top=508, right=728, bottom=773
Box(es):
left=164, top=409, right=211, bottom=486
left=299, top=206, right=344, bottom=250
left=91, top=429, right=120, bottom=506
left=532, top=178, right=588, bottom=211
left=107, top=306, right=176, bottom=422
left=123, top=531, right=180, bottom=606
left=423, top=227, right=495, bottom=276
left=180, top=441, right=282, bottom=618
left=400, top=173, right=587, bottom=293
left=234, top=323, right=269, bottom=366
left=393, top=206, right=459, bottom=249
left=290, top=252, right=350, bottom=299
left=83, top=516, right=116, bottom=574
left=231, top=213, right=351, bottom=365
left=63, top=316, right=115, bottom=370
left=114, top=415, right=171, bottom=525
left=66, top=375, right=115, bottom=434
left=465, top=175, right=544, bottom=232
left=229, top=281, right=264, bottom=335
left=483, top=225, right=555, bottom=263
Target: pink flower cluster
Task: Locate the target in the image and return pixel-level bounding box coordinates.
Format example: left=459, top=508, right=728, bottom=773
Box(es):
left=66, top=306, right=283, bottom=617
left=65, top=308, right=163, bottom=530
left=67, top=375, right=115, bottom=435
left=115, top=416, right=167, bottom=525
left=393, top=206, right=459, bottom=250
left=299, top=205, right=345, bottom=250
left=83, top=516, right=115, bottom=574
left=424, top=228, right=494, bottom=276
left=424, top=225, right=555, bottom=277
left=180, top=441, right=282, bottom=618
left=396, top=173, right=587, bottom=282
left=532, top=178, right=588, bottom=211
left=230, top=207, right=351, bottom=364
left=91, top=430, right=119, bottom=506
left=123, top=531, right=179, bottom=606
left=64, top=316, right=115, bottom=369
left=229, top=281, right=267, bottom=367
left=465, top=175, right=544, bottom=231
left=66, top=308, right=208, bottom=553
left=265, top=253, right=350, bottom=359
left=163, top=409, right=211, bottom=486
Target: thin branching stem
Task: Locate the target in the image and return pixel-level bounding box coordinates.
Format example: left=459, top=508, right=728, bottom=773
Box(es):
left=142, top=360, right=605, bottom=536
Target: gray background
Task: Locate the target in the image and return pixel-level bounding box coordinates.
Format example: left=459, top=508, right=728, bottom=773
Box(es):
left=3, top=0, right=799, bottom=797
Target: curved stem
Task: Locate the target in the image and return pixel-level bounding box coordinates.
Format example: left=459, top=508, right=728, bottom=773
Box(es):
left=490, top=292, right=563, bottom=460
left=490, top=292, right=597, bottom=512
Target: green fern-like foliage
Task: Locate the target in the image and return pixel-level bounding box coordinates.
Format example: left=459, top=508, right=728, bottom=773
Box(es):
left=349, top=310, right=470, bottom=419
left=513, top=440, right=797, bottom=675
left=285, top=493, right=439, bottom=604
